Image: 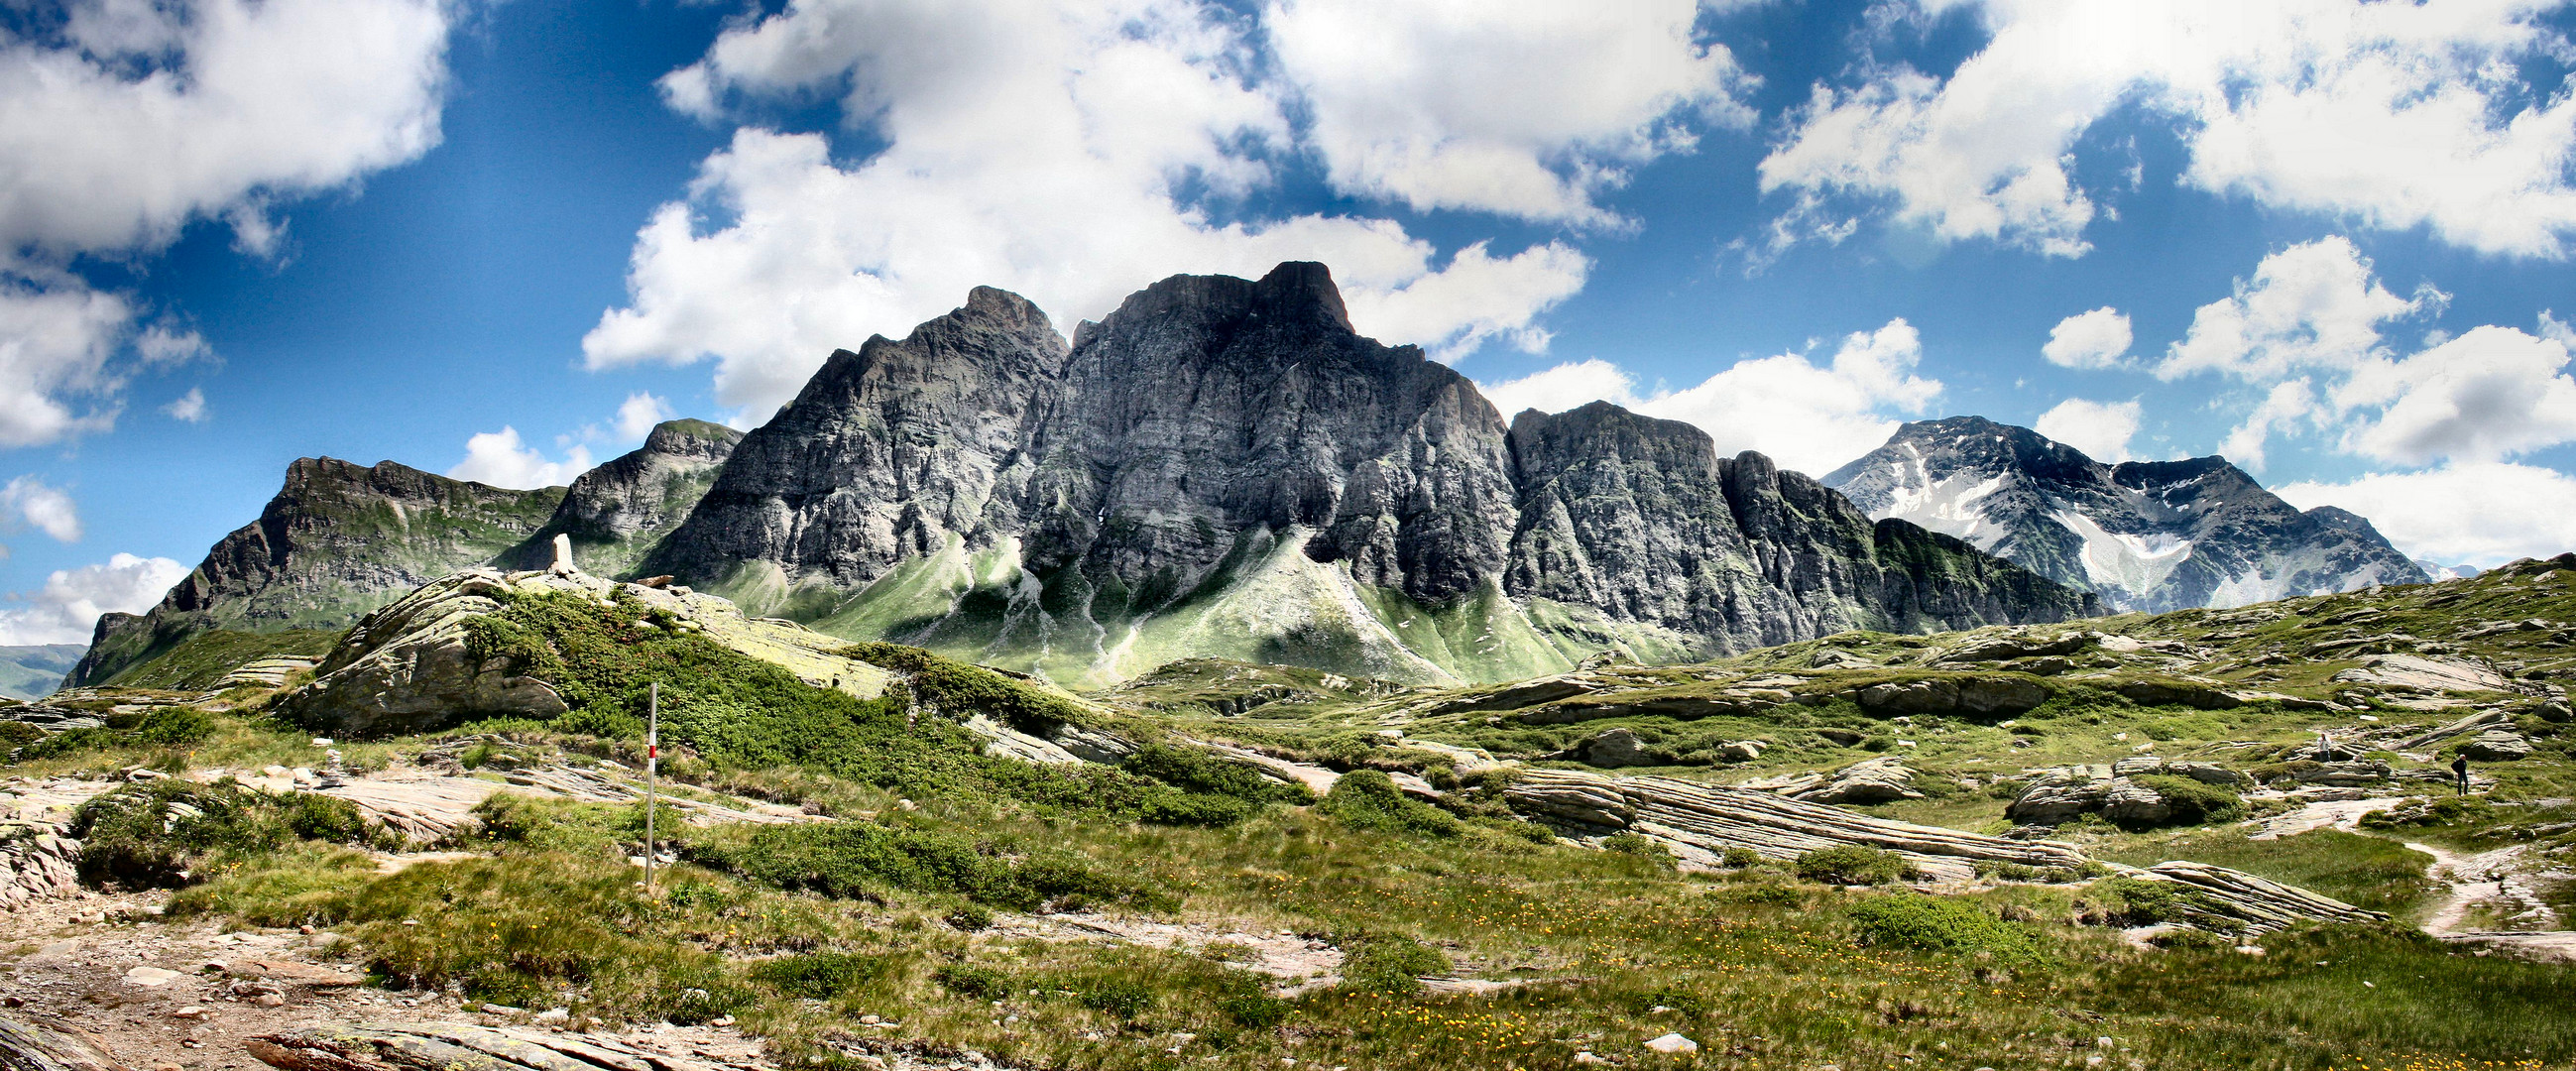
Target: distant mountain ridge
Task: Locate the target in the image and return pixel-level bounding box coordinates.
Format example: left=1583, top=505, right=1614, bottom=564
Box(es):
left=0, top=645, right=84, bottom=700
left=73, top=264, right=2096, bottom=691
left=1822, top=416, right=2427, bottom=612
left=66, top=421, right=740, bottom=688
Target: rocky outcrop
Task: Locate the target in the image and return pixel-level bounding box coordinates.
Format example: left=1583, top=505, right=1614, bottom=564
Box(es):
left=1825, top=416, right=2427, bottom=612
left=2122, top=860, right=2387, bottom=934
left=1787, top=756, right=1922, bottom=804
left=66, top=460, right=566, bottom=689
left=1504, top=768, right=2086, bottom=880
left=278, top=568, right=890, bottom=737
left=0, top=1013, right=129, bottom=1071
left=503, top=419, right=744, bottom=578
left=249, top=1023, right=734, bottom=1071
left=1855, top=674, right=2051, bottom=715
left=2007, top=759, right=2248, bottom=825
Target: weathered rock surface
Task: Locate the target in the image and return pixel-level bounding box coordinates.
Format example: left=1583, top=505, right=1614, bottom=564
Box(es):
left=2332, top=654, right=2517, bottom=694
left=2008, top=760, right=2247, bottom=826
left=2460, top=729, right=2533, bottom=761
left=1856, top=674, right=2050, bottom=715
left=248, top=1022, right=731, bottom=1071
left=1788, top=756, right=1922, bottom=804
left=1568, top=727, right=1654, bottom=768
left=1504, top=768, right=2084, bottom=880
left=278, top=568, right=889, bottom=737
left=2123, top=860, right=2388, bottom=934
left=0, top=1012, right=130, bottom=1071
left=1826, top=416, right=2426, bottom=612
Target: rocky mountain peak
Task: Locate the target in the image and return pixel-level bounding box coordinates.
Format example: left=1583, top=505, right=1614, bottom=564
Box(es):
left=640, top=418, right=745, bottom=462
left=1826, top=416, right=2428, bottom=612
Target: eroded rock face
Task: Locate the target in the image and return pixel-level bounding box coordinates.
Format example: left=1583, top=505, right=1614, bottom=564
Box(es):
left=1856, top=674, right=2050, bottom=715
left=278, top=568, right=890, bottom=737
left=1790, top=756, right=1922, bottom=804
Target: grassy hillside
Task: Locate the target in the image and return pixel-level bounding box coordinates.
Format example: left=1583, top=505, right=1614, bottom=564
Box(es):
left=9, top=557, right=2571, bottom=1070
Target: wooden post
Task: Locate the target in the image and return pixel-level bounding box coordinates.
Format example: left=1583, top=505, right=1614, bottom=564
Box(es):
left=644, top=681, right=658, bottom=894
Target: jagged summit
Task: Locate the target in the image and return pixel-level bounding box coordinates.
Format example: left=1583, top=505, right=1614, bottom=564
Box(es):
left=1824, top=416, right=2427, bottom=612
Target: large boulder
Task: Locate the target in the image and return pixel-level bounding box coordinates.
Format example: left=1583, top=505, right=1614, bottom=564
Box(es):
left=2459, top=729, right=2533, bottom=762
left=1856, top=675, right=2049, bottom=716
left=2005, top=765, right=2113, bottom=824
left=1572, top=727, right=1654, bottom=768
left=1789, top=756, right=1921, bottom=804
left=279, top=568, right=891, bottom=737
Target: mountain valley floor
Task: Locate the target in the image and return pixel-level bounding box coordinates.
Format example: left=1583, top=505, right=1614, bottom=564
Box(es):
left=1, top=559, right=2573, bottom=1071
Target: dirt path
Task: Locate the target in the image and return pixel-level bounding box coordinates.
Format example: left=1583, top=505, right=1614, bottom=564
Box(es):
left=2405, top=839, right=2576, bottom=962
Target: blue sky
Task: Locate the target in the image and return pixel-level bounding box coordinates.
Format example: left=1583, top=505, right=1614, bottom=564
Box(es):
left=6, top=0, right=2576, bottom=643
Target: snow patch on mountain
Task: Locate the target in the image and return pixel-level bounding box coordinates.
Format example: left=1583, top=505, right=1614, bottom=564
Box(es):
left=1879, top=464, right=2012, bottom=549
left=2051, top=509, right=2193, bottom=596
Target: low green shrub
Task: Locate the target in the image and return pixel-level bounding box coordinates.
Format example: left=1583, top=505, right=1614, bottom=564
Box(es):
left=933, top=964, right=1013, bottom=1000
left=1848, top=894, right=2046, bottom=962
left=688, top=821, right=1177, bottom=913
left=68, top=779, right=387, bottom=889
left=946, top=903, right=995, bottom=931
left=1219, top=991, right=1291, bottom=1030
left=1079, top=979, right=1155, bottom=1017
left=1602, top=832, right=1672, bottom=861
left=1317, top=771, right=1461, bottom=838
left=1793, top=844, right=1915, bottom=886
left=2094, top=876, right=2241, bottom=933
left=1339, top=935, right=1449, bottom=994
left=2360, top=795, right=2490, bottom=830
left=1719, top=847, right=1764, bottom=869
left=751, top=952, right=894, bottom=1000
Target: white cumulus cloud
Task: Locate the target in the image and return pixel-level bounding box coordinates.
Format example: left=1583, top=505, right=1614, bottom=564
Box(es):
left=1266, top=0, right=1753, bottom=226
left=611, top=392, right=675, bottom=444
left=1759, top=1, right=2576, bottom=259
left=448, top=428, right=594, bottom=491
left=162, top=388, right=208, bottom=423
left=2034, top=397, right=2142, bottom=462
left=0, top=552, right=188, bottom=645
left=591, top=0, right=1709, bottom=417
left=2279, top=463, right=2576, bottom=567
left=2042, top=306, right=2132, bottom=370
left=2161, top=236, right=2430, bottom=382
left=0, top=475, right=81, bottom=543
left=1475, top=318, right=1942, bottom=475
left=0, top=0, right=455, bottom=447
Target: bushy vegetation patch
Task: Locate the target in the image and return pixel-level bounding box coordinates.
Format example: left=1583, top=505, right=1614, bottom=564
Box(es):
left=25, top=707, right=217, bottom=760
left=686, top=821, right=1177, bottom=913
left=69, top=779, right=387, bottom=889
left=1316, top=771, right=1460, bottom=837
left=836, top=642, right=1094, bottom=733
left=1847, top=894, right=2045, bottom=963
left=1793, top=844, right=1915, bottom=886
left=1337, top=934, right=1449, bottom=995
left=459, top=592, right=1286, bottom=827
left=751, top=952, right=897, bottom=1000
left=335, top=857, right=752, bottom=1022
left=2124, top=774, right=2246, bottom=828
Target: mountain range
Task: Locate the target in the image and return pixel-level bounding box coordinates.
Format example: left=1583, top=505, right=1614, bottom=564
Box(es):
left=1822, top=416, right=2428, bottom=612
left=67, top=263, right=2094, bottom=691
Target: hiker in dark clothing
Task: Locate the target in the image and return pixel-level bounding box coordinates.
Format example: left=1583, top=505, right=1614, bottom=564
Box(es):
left=2452, top=754, right=2471, bottom=796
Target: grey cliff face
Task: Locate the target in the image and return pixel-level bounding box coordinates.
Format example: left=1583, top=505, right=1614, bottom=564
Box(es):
left=65, top=459, right=566, bottom=688
left=644, top=264, right=2093, bottom=685
left=505, top=418, right=746, bottom=576
left=1823, top=416, right=2429, bottom=612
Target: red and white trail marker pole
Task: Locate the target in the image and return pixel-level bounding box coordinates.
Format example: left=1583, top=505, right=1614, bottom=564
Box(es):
left=644, top=680, right=659, bottom=895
